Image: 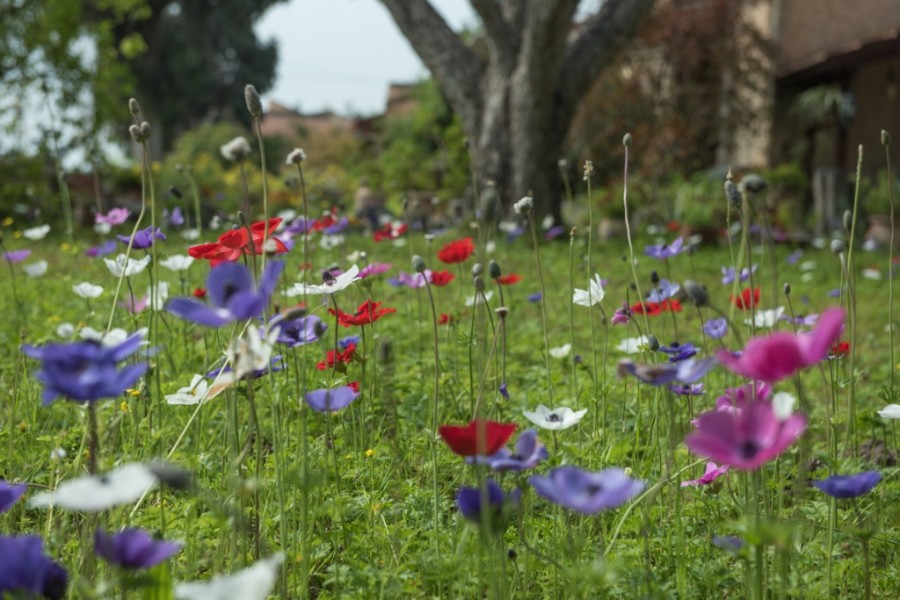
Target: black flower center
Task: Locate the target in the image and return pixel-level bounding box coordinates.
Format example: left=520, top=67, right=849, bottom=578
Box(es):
left=222, top=283, right=239, bottom=302
left=547, top=413, right=562, bottom=423
left=738, top=440, right=760, bottom=460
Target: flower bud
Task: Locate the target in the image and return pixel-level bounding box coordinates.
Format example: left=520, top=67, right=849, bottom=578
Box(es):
left=128, top=98, right=142, bottom=119
left=169, top=185, right=182, bottom=199
left=647, top=335, right=660, bottom=351
left=129, top=124, right=142, bottom=143
left=244, top=84, right=263, bottom=118
left=882, top=130, right=891, bottom=147
left=683, top=280, right=709, bottom=307
left=359, top=251, right=367, bottom=260
left=474, top=275, right=486, bottom=292
left=739, top=173, right=767, bottom=194
left=830, top=239, right=845, bottom=254
left=622, top=133, right=632, bottom=147
left=495, top=306, right=509, bottom=319
left=724, top=174, right=742, bottom=207
left=583, top=160, right=593, bottom=180
left=783, top=283, right=791, bottom=296
left=650, top=270, right=660, bottom=285
left=139, top=121, right=151, bottom=140
left=412, top=255, right=427, bottom=273
left=488, top=260, right=502, bottom=279
left=286, top=147, right=306, bottom=165
left=843, top=210, right=852, bottom=230
left=472, top=262, right=484, bottom=277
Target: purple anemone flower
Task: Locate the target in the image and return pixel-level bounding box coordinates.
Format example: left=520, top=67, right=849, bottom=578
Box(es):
left=499, top=383, right=509, bottom=399
left=23, top=332, right=148, bottom=405
left=3, top=249, right=31, bottom=264
left=167, top=260, right=284, bottom=327
left=323, top=217, right=349, bottom=235
left=644, top=237, right=685, bottom=260
left=95, top=208, right=130, bottom=226
left=529, top=466, right=644, bottom=514
left=166, top=206, right=185, bottom=227
left=715, top=382, right=771, bottom=412
left=780, top=313, right=818, bottom=327
left=456, top=479, right=520, bottom=524
left=285, top=217, right=315, bottom=236
left=338, top=335, right=359, bottom=350
left=275, top=315, right=325, bottom=348
left=0, top=535, right=68, bottom=600
left=659, top=342, right=698, bottom=362
left=527, top=292, right=542, bottom=303
left=611, top=302, right=631, bottom=325
left=94, top=528, right=181, bottom=569
left=812, top=471, right=881, bottom=499
left=117, top=226, right=166, bottom=249
left=786, top=249, right=803, bottom=265
left=85, top=240, right=118, bottom=258
left=713, top=535, right=745, bottom=555
left=703, top=318, right=728, bottom=340
left=468, top=429, right=548, bottom=471
left=388, top=271, right=428, bottom=289
left=0, top=480, right=26, bottom=514
left=305, top=385, right=359, bottom=412
left=647, top=279, right=680, bottom=302
left=617, top=357, right=717, bottom=386
left=668, top=383, right=704, bottom=396
left=359, top=262, right=391, bottom=278
left=721, top=264, right=757, bottom=285
left=544, top=225, right=566, bottom=240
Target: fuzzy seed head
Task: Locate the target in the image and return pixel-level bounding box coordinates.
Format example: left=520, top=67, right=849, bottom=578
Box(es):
left=513, top=196, right=533, bottom=215
left=830, top=239, right=846, bottom=254
left=129, top=124, right=143, bottom=143
left=783, top=283, right=791, bottom=295
left=683, top=280, right=709, bottom=307
left=647, top=335, right=660, bottom=351
left=128, top=98, right=142, bottom=119
left=472, top=263, right=484, bottom=277
left=286, top=147, right=306, bottom=165
left=244, top=84, right=263, bottom=118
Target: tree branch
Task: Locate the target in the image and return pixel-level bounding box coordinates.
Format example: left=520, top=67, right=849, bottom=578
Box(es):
left=560, top=0, right=656, bottom=107
left=470, top=0, right=515, bottom=61
left=378, top=0, right=484, bottom=134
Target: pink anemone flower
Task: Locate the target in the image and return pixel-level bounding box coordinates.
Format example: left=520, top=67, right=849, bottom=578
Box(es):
left=681, top=462, right=729, bottom=487
left=686, top=400, right=806, bottom=470
left=716, top=307, right=843, bottom=382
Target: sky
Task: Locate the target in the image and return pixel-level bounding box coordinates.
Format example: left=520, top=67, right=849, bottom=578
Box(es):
left=255, top=0, right=476, bottom=116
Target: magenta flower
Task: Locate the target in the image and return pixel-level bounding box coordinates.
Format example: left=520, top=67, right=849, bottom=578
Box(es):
left=716, top=307, right=844, bottom=382
left=95, top=208, right=130, bottom=226
left=359, top=262, right=392, bottom=278
left=3, top=249, right=31, bottom=264
left=685, top=400, right=806, bottom=470
left=610, top=302, right=630, bottom=325
left=681, top=462, right=728, bottom=487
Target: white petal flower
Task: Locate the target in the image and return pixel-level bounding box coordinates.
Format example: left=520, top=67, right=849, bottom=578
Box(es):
left=80, top=327, right=147, bottom=347
left=799, top=260, right=817, bottom=272
left=286, top=265, right=360, bottom=297
left=105, top=253, right=151, bottom=277
left=93, top=222, right=112, bottom=235
left=149, top=281, right=169, bottom=311
left=29, top=463, right=158, bottom=511
left=175, top=553, right=284, bottom=600
left=56, top=322, right=75, bottom=338
left=277, top=208, right=298, bottom=222
left=573, top=273, right=605, bottom=307
left=166, top=374, right=210, bottom=406
left=485, top=240, right=496, bottom=254
left=616, top=335, right=650, bottom=354
left=744, top=306, right=785, bottom=329
left=549, top=343, right=572, bottom=359
left=22, top=224, right=50, bottom=240
left=219, top=326, right=280, bottom=384
left=220, top=136, right=251, bottom=161
left=73, top=282, right=104, bottom=299
left=160, top=255, right=195, bottom=271
left=772, top=392, right=796, bottom=421
left=513, top=196, right=533, bottom=215
left=878, top=404, right=900, bottom=419
left=464, top=290, right=494, bottom=307
left=523, top=404, right=587, bottom=431
left=180, top=228, right=200, bottom=241
left=862, top=268, right=882, bottom=281
left=23, top=260, right=48, bottom=277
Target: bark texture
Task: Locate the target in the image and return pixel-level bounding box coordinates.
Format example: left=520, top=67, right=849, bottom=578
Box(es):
left=379, top=0, right=655, bottom=221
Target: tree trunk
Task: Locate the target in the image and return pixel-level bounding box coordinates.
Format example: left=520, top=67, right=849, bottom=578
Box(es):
left=379, top=0, right=655, bottom=224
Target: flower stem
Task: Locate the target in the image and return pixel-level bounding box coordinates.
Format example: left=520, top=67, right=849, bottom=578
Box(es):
left=528, top=216, right=553, bottom=400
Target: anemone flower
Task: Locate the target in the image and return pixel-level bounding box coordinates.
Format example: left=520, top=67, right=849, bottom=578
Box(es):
left=96, top=208, right=130, bottom=225
left=0, top=535, right=68, bottom=600
left=329, top=300, right=396, bottom=327
left=23, top=260, right=48, bottom=277
left=165, top=375, right=210, bottom=406
left=812, top=472, right=881, bottom=499
left=744, top=307, right=785, bottom=329
left=159, top=255, right=195, bottom=271
left=659, top=342, right=698, bottom=362
left=685, top=400, right=806, bottom=470
left=644, top=237, right=685, bottom=260
left=104, top=254, right=151, bottom=277
left=437, top=237, right=475, bottom=263
left=617, top=357, right=717, bottom=386
left=304, top=385, right=360, bottom=413
left=0, top=480, right=26, bottom=514
left=681, top=462, right=729, bottom=487
left=175, top=553, right=284, bottom=600
left=358, top=262, right=391, bottom=278
left=549, top=343, right=572, bottom=359
left=439, top=420, right=517, bottom=457
left=573, top=273, right=605, bottom=307
left=473, top=429, right=548, bottom=471
left=703, top=318, right=727, bottom=339
left=647, top=279, right=680, bottom=302
left=878, top=404, right=900, bottom=419
left=167, top=261, right=283, bottom=328
left=286, top=265, right=360, bottom=297
left=73, top=282, right=104, bottom=299
left=274, top=314, right=324, bottom=348
left=716, top=307, right=844, bottom=382
left=29, top=463, right=159, bottom=511
left=22, top=224, right=50, bottom=240
left=3, top=249, right=30, bottom=263
left=456, top=480, right=520, bottom=526
left=529, top=466, right=644, bottom=514
left=94, top=528, right=181, bottom=569
left=117, top=226, right=166, bottom=249
left=523, top=405, right=587, bottom=430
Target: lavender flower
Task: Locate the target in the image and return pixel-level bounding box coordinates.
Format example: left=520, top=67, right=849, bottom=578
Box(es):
left=117, top=226, right=166, bottom=249
left=721, top=264, right=758, bottom=285
left=812, top=471, right=881, bottom=499
left=659, top=342, right=698, bottom=362
left=530, top=467, right=644, bottom=514
left=703, top=318, right=728, bottom=339
left=85, top=240, right=118, bottom=258
left=668, top=383, right=705, bottom=396
left=304, top=385, right=359, bottom=412
left=275, top=315, right=325, bottom=348
left=471, top=429, right=548, bottom=472
left=0, top=480, right=26, bottom=514
left=3, top=249, right=31, bottom=264
left=647, top=279, right=680, bottom=302
left=617, top=357, right=717, bottom=386
left=94, top=528, right=181, bottom=569
left=644, top=237, right=685, bottom=260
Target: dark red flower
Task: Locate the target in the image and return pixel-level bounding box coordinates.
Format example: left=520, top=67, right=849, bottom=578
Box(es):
left=316, top=344, right=356, bottom=370
left=438, top=313, right=452, bottom=325
left=438, top=420, right=518, bottom=456
left=373, top=222, right=407, bottom=242
left=829, top=341, right=850, bottom=359
left=312, top=213, right=336, bottom=232
left=731, top=287, right=760, bottom=311
left=630, top=299, right=682, bottom=316
left=437, top=237, right=475, bottom=264
left=189, top=218, right=287, bottom=266
left=329, top=300, right=396, bottom=327
left=192, top=287, right=207, bottom=299
left=497, top=273, right=522, bottom=285
left=429, top=270, right=455, bottom=286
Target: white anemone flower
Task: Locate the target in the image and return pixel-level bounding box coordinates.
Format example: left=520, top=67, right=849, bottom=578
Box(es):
left=73, top=282, right=104, bottom=299
left=160, top=255, right=195, bottom=271
left=772, top=392, right=796, bottom=421
left=180, top=228, right=200, bottom=241
left=523, top=404, right=587, bottom=431
left=878, top=404, right=900, bottom=419
left=166, top=374, right=210, bottom=406
left=573, top=274, right=605, bottom=307
left=22, top=224, right=50, bottom=240
left=862, top=268, right=882, bottom=281
left=105, top=253, right=151, bottom=277
left=93, top=222, right=112, bottom=235
left=217, top=326, right=280, bottom=385
left=744, top=306, right=785, bottom=329
left=175, top=553, right=285, bottom=600
left=56, top=322, right=75, bottom=338
left=549, top=343, right=572, bottom=359
left=320, top=234, right=345, bottom=250
left=23, top=260, right=48, bottom=277
left=286, top=265, right=360, bottom=297
left=80, top=327, right=147, bottom=347
left=29, top=463, right=158, bottom=511
left=616, top=335, right=650, bottom=354
left=465, top=290, right=494, bottom=307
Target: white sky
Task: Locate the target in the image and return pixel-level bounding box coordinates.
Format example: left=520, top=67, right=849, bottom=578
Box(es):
left=255, top=0, right=477, bottom=116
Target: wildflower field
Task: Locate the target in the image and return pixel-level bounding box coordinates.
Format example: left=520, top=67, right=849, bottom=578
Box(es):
left=1, top=95, right=899, bottom=599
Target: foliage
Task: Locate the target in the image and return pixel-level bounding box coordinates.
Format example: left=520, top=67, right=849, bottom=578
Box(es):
left=0, top=149, right=55, bottom=218
left=860, top=170, right=900, bottom=215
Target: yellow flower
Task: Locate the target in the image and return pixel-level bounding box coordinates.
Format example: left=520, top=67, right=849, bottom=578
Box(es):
left=344, top=453, right=353, bottom=461
left=120, top=401, right=129, bottom=412
left=1, top=216, right=13, bottom=226
left=13, top=231, right=22, bottom=239
left=18, top=421, right=27, bottom=432
left=365, top=448, right=375, bottom=458
left=128, top=388, right=141, bottom=397
left=59, top=242, right=71, bottom=251
left=372, top=503, right=382, bottom=513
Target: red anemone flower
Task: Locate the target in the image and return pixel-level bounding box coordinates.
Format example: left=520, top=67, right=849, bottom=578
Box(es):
left=829, top=341, right=850, bottom=358
left=497, top=273, right=522, bottom=285
left=329, top=300, right=396, bottom=327
left=429, top=270, right=455, bottom=286
left=189, top=217, right=287, bottom=266
left=438, top=420, right=518, bottom=456
left=192, top=287, right=207, bottom=299
left=631, top=299, right=682, bottom=316
left=373, top=222, right=407, bottom=242
left=731, top=287, right=760, bottom=311
left=437, top=237, right=475, bottom=264
left=316, top=344, right=356, bottom=370
left=438, top=313, right=452, bottom=325
left=348, top=381, right=360, bottom=393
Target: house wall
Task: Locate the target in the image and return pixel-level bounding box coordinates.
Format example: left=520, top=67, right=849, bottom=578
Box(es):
left=842, top=54, right=900, bottom=177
